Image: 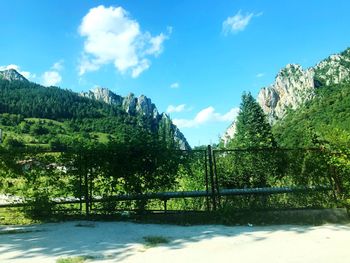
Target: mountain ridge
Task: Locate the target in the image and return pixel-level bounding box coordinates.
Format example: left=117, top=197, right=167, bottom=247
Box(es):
left=223, top=47, right=350, bottom=144
left=0, top=69, right=190, bottom=150
left=0, top=69, right=29, bottom=82
left=80, top=87, right=190, bottom=149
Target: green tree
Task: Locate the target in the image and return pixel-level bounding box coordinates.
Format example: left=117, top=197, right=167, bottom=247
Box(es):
left=228, top=92, right=276, bottom=148
left=220, top=92, right=277, bottom=191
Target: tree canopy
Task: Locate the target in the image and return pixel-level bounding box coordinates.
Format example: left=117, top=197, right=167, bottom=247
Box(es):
left=227, top=92, right=276, bottom=148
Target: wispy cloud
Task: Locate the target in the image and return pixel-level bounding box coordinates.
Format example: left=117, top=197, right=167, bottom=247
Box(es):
left=78, top=5, right=171, bottom=78
left=170, top=82, right=179, bottom=89
left=0, top=64, right=35, bottom=80
left=166, top=104, right=188, bottom=113
left=52, top=60, right=64, bottom=71
left=41, top=71, right=62, bottom=86
left=222, top=11, right=261, bottom=35
left=41, top=60, right=64, bottom=86
left=173, top=106, right=239, bottom=128
left=256, top=72, right=265, bottom=78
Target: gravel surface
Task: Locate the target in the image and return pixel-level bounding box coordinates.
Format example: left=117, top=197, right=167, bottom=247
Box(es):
left=0, top=221, right=349, bottom=263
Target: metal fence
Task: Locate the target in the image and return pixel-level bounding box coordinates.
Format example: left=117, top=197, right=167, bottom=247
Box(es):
left=0, top=146, right=348, bottom=218
left=212, top=148, right=344, bottom=210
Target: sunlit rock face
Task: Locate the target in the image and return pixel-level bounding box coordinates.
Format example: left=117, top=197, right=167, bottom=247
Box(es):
left=0, top=69, right=28, bottom=82
left=81, top=87, right=190, bottom=150
left=257, top=48, right=350, bottom=124
left=223, top=48, right=350, bottom=144
left=257, top=64, right=315, bottom=123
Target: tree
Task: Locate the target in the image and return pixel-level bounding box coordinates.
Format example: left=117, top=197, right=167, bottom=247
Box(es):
left=220, top=92, right=277, bottom=192
left=228, top=92, right=276, bottom=148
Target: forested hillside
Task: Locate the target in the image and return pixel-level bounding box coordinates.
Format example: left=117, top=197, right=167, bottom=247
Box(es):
left=273, top=82, right=350, bottom=148
left=0, top=77, right=188, bottom=150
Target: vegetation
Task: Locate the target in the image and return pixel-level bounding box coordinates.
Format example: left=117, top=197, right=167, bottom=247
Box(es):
left=56, top=256, right=96, bottom=263
left=218, top=93, right=278, bottom=192
left=226, top=92, right=276, bottom=148
left=0, top=78, right=179, bottom=150
left=143, top=235, right=170, bottom=247
left=273, top=82, right=350, bottom=148
left=0, top=73, right=349, bottom=223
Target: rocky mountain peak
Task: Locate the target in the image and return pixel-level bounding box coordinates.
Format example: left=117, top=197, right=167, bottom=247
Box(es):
left=314, top=48, right=350, bottom=86
left=223, top=47, right=350, bottom=145
left=257, top=48, right=350, bottom=124
left=0, top=69, right=28, bottom=82
left=80, top=88, right=190, bottom=149
left=81, top=87, right=123, bottom=105
left=257, top=63, right=315, bottom=123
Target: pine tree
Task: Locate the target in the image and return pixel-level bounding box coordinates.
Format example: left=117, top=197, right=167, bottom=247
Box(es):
left=221, top=92, right=277, bottom=190
left=229, top=92, right=276, bottom=148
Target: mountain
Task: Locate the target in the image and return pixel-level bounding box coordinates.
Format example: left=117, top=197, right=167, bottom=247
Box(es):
left=272, top=81, right=350, bottom=147
left=81, top=87, right=190, bottom=149
left=223, top=47, right=350, bottom=144
left=257, top=48, right=350, bottom=123
left=0, top=69, right=29, bottom=82
left=0, top=70, right=190, bottom=150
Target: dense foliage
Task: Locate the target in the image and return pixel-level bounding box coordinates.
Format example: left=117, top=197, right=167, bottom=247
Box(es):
left=219, top=93, right=278, bottom=191
left=273, top=82, right=350, bottom=148
left=0, top=79, right=180, bottom=150
left=227, top=92, right=276, bottom=148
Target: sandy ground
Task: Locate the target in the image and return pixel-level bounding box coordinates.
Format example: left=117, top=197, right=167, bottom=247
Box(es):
left=1, top=221, right=350, bottom=263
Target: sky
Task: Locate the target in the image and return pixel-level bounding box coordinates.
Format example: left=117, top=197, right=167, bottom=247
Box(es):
left=1, top=0, right=350, bottom=147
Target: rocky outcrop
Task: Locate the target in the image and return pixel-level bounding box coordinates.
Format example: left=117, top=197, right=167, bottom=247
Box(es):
left=0, top=69, right=28, bottom=82
left=314, top=49, right=350, bottom=86
left=257, top=64, right=315, bottom=123
left=81, top=87, right=123, bottom=105
left=81, top=87, right=190, bottom=150
left=223, top=47, right=350, bottom=145
left=121, top=93, right=159, bottom=118
left=257, top=48, right=350, bottom=123
left=222, top=121, right=237, bottom=146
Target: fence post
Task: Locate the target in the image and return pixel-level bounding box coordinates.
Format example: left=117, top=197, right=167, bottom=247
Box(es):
left=208, top=145, right=217, bottom=211
left=204, top=150, right=210, bottom=212
left=83, top=154, right=90, bottom=217
left=212, top=150, right=221, bottom=208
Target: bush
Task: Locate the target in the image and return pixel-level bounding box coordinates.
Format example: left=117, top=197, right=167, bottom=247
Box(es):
left=24, top=190, right=54, bottom=220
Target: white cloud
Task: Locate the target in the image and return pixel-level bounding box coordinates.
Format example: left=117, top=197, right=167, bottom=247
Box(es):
left=41, top=61, right=64, bottom=86
left=173, top=106, right=239, bottom=128
left=0, top=64, right=35, bottom=80
left=256, top=73, right=265, bottom=78
left=52, top=60, right=64, bottom=71
left=167, top=104, right=187, bottom=113
left=41, top=71, right=62, bottom=86
left=222, top=10, right=260, bottom=35
left=170, top=82, right=179, bottom=89
left=131, top=59, right=150, bottom=78
left=78, top=5, right=170, bottom=77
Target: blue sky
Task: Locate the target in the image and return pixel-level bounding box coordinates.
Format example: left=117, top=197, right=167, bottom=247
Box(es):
left=1, top=0, right=350, bottom=146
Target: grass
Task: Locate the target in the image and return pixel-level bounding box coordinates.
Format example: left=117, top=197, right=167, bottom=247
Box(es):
left=56, top=255, right=96, bottom=263
left=143, top=235, right=170, bottom=247
left=0, top=207, right=38, bottom=225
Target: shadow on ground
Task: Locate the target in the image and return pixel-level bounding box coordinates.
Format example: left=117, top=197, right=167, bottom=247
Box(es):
left=1, top=220, right=350, bottom=262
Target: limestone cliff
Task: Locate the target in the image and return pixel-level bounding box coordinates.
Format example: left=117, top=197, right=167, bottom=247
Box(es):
left=81, top=87, right=190, bottom=150
left=223, top=47, right=350, bottom=144
left=257, top=48, right=350, bottom=123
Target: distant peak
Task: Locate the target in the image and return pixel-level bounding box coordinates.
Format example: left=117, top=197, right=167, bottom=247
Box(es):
left=0, top=69, right=28, bottom=82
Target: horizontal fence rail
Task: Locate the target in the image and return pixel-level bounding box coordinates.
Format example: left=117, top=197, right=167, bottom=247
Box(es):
left=0, top=146, right=349, bottom=218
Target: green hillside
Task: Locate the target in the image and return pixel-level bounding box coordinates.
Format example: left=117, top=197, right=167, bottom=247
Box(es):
left=0, top=79, right=173, bottom=150
left=273, top=82, right=350, bottom=148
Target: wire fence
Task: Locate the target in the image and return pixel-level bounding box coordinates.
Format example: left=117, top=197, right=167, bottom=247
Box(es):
left=0, top=146, right=348, bottom=219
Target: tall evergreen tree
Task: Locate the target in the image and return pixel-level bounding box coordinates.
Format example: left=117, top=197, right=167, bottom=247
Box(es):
left=219, top=92, right=278, bottom=191
left=229, top=92, right=276, bottom=148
